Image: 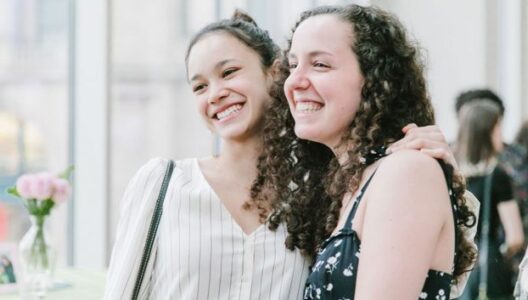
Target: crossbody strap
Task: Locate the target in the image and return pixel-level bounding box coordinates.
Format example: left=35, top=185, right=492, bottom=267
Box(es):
left=131, top=160, right=175, bottom=300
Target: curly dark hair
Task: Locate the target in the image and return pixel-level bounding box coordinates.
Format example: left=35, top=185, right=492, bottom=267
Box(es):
left=258, top=4, right=477, bottom=283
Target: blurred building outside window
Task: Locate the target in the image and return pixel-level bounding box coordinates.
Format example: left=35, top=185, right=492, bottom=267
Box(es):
left=0, top=0, right=70, bottom=267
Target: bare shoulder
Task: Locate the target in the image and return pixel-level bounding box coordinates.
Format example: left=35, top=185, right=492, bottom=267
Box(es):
left=355, top=153, right=453, bottom=299
left=377, top=149, right=445, bottom=184
left=369, top=149, right=449, bottom=209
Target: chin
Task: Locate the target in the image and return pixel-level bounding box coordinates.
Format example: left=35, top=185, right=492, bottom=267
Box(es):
left=295, top=126, right=339, bottom=148
left=294, top=126, right=319, bottom=143
left=218, top=129, right=244, bottom=140
left=217, top=125, right=255, bottom=141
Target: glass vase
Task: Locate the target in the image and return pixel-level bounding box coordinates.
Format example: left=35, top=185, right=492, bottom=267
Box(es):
left=18, top=215, right=57, bottom=299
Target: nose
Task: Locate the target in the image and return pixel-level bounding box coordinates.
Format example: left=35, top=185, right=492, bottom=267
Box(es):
left=286, top=67, right=310, bottom=90
left=208, top=82, right=229, bottom=104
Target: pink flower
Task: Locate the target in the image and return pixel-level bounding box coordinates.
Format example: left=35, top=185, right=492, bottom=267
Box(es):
left=52, top=178, right=71, bottom=204
left=16, top=174, right=36, bottom=199
left=30, top=172, right=55, bottom=200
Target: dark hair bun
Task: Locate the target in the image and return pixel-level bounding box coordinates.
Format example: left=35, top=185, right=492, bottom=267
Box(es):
left=232, top=9, right=257, bottom=26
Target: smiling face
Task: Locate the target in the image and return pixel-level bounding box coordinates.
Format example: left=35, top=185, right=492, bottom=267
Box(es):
left=284, top=15, right=364, bottom=149
left=187, top=32, right=275, bottom=142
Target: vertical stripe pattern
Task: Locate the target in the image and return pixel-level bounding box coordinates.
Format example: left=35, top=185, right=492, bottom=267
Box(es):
left=104, top=157, right=310, bottom=300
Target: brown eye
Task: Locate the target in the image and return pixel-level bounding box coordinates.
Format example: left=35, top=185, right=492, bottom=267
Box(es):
left=222, top=68, right=238, bottom=78
left=313, top=61, right=330, bottom=68
left=193, top=84, right=206, bottom=93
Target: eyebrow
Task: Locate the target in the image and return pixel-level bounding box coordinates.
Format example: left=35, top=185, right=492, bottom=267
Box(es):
left=287, top=50, right=333, bottom=60
left=189, top=59, right=238, bottom=82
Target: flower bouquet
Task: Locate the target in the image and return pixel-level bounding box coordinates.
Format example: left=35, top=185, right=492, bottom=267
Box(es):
left=7, top=167, right=72, bottom=298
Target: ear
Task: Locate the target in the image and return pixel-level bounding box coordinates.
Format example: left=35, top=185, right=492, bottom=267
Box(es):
left=268, top=58, right=282, bottom=82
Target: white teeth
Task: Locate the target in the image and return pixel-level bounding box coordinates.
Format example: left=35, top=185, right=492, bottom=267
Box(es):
left=296, top=102, right=322, bottom=113
left=217, top=104, right=243, bottom=120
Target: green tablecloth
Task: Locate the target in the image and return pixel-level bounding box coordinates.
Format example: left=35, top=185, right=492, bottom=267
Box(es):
left=2, top=268, right=106, bottom=299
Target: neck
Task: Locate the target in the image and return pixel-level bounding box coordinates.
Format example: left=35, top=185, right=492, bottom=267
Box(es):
left=321, top=132, right=349, bottom=165
left=331, top=142, right=350, bottom=166
left=216, top=135, right=263, bottom=181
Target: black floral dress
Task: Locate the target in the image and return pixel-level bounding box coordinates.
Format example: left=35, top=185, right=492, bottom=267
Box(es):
left=304, top=158, right=457, bottom=300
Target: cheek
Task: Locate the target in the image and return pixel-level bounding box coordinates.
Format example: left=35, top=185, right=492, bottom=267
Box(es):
left=230, top=77, right=258, bottom=98
left=283, top=77, right=294, bottom=102
left=325, top=88, right=361, bottom=125
left=331, top=76, right=362, bottom=111
left=241, top=80, right=270, bottom=105
left=493, top=129, right=503, bottom=149
left=283, top=76, right=291, bottom=92
left=195, top=95, right=209, bottom=119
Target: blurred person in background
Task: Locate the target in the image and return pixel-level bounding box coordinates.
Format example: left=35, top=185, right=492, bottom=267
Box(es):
left=455, top=100, right=524, bottom=300
left=512, top=121, right=528, bottom=300
left=505, top=121, right=528, bottom=235
left=504, top=121, right=528, bottom=284
left=457, top=89, right=528, bottom=296
left=456, top=89, right=527, bottom=220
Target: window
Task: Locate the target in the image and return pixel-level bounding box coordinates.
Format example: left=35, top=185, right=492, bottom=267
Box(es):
left=0, top=0, right=70, bottom=265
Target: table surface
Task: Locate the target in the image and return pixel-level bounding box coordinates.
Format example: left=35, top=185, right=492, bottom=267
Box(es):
left=1, top=268, right=106, bottom=299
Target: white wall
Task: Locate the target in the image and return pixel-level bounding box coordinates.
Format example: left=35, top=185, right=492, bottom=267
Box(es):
left=495, top=0, right=524, bottom=141
left=373, top=0, right=527, bottom=142
left=373, top=0, right=487, bottom=142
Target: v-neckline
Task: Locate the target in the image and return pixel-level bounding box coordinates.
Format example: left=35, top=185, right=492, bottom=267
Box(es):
left=194, top=158, right=266, bottom=238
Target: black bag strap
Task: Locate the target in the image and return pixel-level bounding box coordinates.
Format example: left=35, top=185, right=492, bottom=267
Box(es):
left=131, top=160, right=175, bottom=300
left=478, top=168, right=494, bottom=300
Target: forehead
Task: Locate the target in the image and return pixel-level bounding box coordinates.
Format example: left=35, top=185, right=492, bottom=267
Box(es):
left=290, top=14, right=354, bottom=55
left=187, top=32, right=260, bottom=77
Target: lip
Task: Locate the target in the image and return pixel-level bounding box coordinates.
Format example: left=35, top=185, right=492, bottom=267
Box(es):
left=210, top=102, right=245, bottom=119
left=293, top=98, right=324, bottom=105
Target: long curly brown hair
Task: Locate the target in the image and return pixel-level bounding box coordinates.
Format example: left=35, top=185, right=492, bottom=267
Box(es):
left=256, top=4, right=477, bottom=283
